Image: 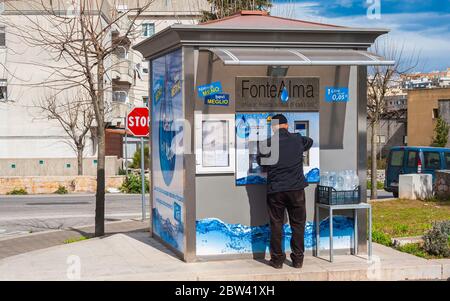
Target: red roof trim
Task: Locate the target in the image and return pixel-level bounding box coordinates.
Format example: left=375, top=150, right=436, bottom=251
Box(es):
left=199, top=10, right=344, bottom=28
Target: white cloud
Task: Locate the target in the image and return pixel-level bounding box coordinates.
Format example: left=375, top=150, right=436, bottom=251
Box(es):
left=270, top=7, right=450, bottom=71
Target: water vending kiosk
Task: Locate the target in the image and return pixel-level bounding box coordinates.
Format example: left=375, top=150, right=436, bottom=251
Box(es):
left=134, top=11, right=394, bottom=262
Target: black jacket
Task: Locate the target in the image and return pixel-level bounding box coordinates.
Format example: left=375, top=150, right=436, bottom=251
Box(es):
left=257, top=128, right=314, bottom=194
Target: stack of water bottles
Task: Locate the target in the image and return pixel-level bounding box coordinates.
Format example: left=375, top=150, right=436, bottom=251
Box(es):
left=318, top=170, right=360, bottom=205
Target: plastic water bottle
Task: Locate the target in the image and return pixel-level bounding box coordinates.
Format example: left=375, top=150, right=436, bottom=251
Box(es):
left=320, top=171, right=330, bottom=187
left=344, top=171, right=352, bottom=191
left=336, top=172, right=344, bottom=191
left=329, top=172, right=337, bottom=189
left=352, top=171, right=359, bottom=189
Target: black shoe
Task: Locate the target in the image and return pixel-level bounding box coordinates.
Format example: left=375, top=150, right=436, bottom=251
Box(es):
left=269, top=260, right=283, bottom=269
left=292, top=260, right=303, bottom=268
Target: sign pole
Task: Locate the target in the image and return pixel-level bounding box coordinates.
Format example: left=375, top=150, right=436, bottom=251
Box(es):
left=140, top=137, right=146, bottom=221
left=124, top=116, right=128, bottom=177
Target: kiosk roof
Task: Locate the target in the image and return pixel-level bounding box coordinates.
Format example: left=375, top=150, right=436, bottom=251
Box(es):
left=133, top=10, right=391, bottom=60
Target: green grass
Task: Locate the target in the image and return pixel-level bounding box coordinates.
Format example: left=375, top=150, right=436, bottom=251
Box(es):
left=63, top=236, right=89, bottom=244
left=372, top=199, right=450, bottom=258
left=372, top=199, right=450, bottom=238
left=396, top=243, right=429, bottom=258
left=367, top=180, right=384, bottom=190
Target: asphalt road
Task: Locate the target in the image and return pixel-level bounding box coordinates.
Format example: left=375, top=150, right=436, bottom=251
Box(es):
left=0, top=189, right=393, bottom=238
left=0, top=194, right=147, bottom=237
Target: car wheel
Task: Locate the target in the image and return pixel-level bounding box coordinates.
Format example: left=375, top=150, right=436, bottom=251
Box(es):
left=393, top=191, right=399, bottom=198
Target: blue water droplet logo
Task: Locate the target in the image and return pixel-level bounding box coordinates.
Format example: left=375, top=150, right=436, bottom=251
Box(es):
left=280, top=87, right=289, bottom=103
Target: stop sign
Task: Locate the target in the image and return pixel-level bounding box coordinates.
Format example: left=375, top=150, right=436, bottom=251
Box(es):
left=127, top=107, right=150, bottom=137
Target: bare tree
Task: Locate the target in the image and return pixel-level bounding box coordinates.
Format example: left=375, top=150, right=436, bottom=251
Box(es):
left=37, top=91, right=94, bottom=176
left=367, top=38, right=419, bottom=199
left=2, top=0, right=152, bottom=236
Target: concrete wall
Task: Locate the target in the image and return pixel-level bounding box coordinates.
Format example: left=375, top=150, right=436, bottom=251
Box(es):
left=438, top=99, right=450, bottom=146
left=194, top=52, right=359, bottom=226
left=0, top=175, right=125, bottom=194
left=0, top=156, right=120, bottom=177
left=367, top=118, right=407, bottom=158
left=407, top=88, right=450, bottom=146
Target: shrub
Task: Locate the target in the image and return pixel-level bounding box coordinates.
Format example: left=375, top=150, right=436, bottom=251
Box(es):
left=372, top=229, right=392, bottom=246
left=120, top=173, right=149, bottom=194
left=423, top=220, right=450, bottom=257
left=54, top=185, right=68, bottom=194
left=130, top=145, right=150, bottom=169
left=6, top=188, right=28, bottom=195
left=367, top=180, right=384, bottom=190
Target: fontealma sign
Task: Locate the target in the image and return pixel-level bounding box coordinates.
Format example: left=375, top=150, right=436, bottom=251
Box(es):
left=127, top=107, right=150, bottom=137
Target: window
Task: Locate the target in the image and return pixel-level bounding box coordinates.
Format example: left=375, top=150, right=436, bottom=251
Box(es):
left=112, top=91, right=128, bottom=103
left=445, top=153, right=450, bottom=169
left=0, top=79, right=7, bottom=101
left=377, top=135, right=386, bottom=144
left=424, top=152, right=441, bottom=169
left=202, top=120, right=229, bottom=167
left=389, top=150, right=404, bottom=167
left=404, top=136, right=408, bottom=144
left=142, top=23, right=155, bottom=37
left=142, top=96, right=149, bottom=107
left=407, top=151, right=418, bottom=167
left=0, top=26, right=5, bottom=47
left=116, top=5, right=128, bottom=12
left=294, top=121, right=310, bottom=166
left=115, top=46, right=127, bottom=59
left=432, top=108, right=439, bottom=119
left=195, top=113, right=235, bottom=174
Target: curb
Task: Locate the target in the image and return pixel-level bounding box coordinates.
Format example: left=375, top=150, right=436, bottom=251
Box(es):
left=0, top=218, right=150, bottom=242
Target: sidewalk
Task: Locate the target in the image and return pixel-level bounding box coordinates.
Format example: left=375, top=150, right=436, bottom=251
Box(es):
left=0, top=231, right=448, bottom=281
left=0, top=220, right=149, bottom=260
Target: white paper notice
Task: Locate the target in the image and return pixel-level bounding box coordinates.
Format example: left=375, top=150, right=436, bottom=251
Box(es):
left=202, top=120, right=229, bottom=167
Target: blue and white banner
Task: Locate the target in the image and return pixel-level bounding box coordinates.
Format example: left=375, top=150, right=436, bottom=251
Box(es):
left=204, top=93, right=230, bottom=106
left=197, top=81, right=223, bottom=98
left=325, top=87, right=349, bottom=102
left=151, top=48, right=185, bottom=252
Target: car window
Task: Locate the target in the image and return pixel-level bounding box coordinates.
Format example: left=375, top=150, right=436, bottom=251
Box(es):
left=445, top=153, right=450, bottom=169
left=423, top=152, right=441, bottom=169
left=407, top=151, right=418, bottom=167
left=389, top=150, right=404, bottom=167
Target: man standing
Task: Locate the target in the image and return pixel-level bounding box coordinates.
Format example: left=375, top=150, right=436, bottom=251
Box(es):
left=257, top=114, right=313, bottom=269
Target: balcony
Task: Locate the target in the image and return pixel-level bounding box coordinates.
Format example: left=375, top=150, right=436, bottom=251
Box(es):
left=111, top=54, right=133, bottom=85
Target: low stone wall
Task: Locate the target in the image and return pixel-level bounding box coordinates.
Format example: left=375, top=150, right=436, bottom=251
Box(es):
left=0, top=176, right=125, bottom=194
left=0, top=156, right=121, bottom=177
left=435, top=170, right=450, bottom=200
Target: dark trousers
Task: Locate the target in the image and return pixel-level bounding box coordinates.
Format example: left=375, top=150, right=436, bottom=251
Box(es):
left=267, top=189, right=306, bottom=264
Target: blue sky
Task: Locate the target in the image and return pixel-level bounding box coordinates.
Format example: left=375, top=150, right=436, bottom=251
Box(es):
left=271, top=0, right=450, bottom=72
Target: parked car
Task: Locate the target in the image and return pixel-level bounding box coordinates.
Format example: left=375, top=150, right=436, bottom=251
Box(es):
left=385, top=146, right=450, bottom=197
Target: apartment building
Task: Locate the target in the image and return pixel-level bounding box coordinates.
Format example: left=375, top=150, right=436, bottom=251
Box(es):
left=0, top=0, right=207, bottom=174
left=407, top=88, right=450, bottom=147
left=402, top=68, right=450, bottom=90
left=109, top=0, right=207, bottom=162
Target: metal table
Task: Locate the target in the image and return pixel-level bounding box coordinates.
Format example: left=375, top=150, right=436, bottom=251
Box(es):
left=314, top=202, right=372, bottom=262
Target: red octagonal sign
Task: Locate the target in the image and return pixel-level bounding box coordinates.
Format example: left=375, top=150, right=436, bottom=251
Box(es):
left=127, top=107, right=150, bottom=137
